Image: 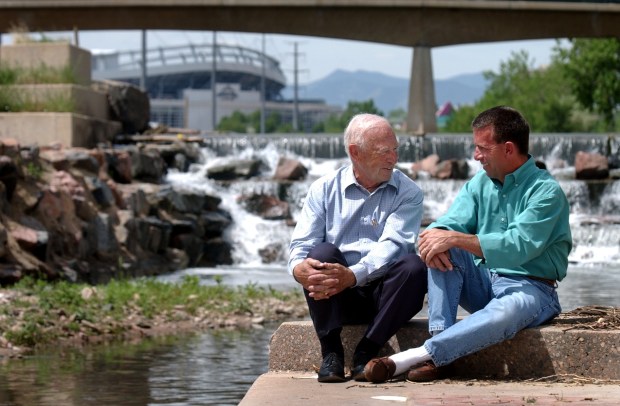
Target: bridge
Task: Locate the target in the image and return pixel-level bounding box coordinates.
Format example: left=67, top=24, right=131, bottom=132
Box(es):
left=1, top=0, right=619, bottom=133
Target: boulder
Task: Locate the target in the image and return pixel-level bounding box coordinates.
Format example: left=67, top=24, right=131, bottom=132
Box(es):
left=92, top=79, right=150, bottom=134
left=575, top=151, right=609, bottom=179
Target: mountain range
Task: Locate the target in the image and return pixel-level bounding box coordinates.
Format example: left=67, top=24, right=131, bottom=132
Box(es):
left=282, top=69, right=489, bottom=114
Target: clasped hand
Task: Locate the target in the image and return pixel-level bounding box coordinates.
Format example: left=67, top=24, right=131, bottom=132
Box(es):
left=418, top=228, right=454, bottom=271
left=293, top=258, right=356, bottom=300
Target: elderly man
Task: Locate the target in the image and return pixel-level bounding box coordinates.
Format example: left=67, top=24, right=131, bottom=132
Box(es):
left=289, top=113, right=427, bottom=382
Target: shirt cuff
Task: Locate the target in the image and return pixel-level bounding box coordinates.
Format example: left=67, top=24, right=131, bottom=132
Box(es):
left=288, top=258, right=303, bottom=277
left=350, top=263, right=368, bottom=287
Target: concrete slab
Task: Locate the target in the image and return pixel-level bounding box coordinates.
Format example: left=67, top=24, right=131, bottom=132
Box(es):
left=240, top=371, right=620, bottom=406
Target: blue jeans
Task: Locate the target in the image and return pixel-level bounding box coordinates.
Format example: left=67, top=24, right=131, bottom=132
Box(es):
left=424, top=248, right=562, bottom=367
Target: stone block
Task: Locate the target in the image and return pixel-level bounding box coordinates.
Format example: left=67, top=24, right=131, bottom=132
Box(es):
left=268, top=320, right=619, bottom=380
left=11, top=84, right=110, bottom=120
left=0, top=112, right=121, bottom=148
left=0, top=43, right=92, bottom=86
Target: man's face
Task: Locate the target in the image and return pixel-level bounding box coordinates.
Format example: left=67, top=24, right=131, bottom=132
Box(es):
left=473, top=126, right=508, bottom=182
left=354, top=128, right=399, bottom=186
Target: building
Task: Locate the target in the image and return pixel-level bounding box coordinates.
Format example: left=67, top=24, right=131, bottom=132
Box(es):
left=91, top=42, right=340, bottom=133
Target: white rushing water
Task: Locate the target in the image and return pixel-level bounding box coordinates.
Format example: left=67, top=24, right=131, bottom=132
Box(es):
left=161, top=139, right=620, bottom=310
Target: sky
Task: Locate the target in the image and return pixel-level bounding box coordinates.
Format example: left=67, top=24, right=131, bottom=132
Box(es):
left=11, top=29, right=562, bottom=84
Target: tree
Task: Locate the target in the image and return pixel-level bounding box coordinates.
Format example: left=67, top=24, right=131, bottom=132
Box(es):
left=442, top=105, right=479, bottom=133
left=443, top=50, right=577, bottom=133
left=556, top=38, right=620, bottom=131
left=216, top=110, right=295, bottom=133
left=217, top=111, right=250, bottom=133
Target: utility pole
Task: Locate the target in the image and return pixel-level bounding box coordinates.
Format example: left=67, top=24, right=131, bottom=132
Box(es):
left=211, top=31, right=217, bottom=132
left=292, top=42, right=300, bottom=132
left=260, top=34, right=266, bottom=134
left=140, top=30, right=147, bottom=91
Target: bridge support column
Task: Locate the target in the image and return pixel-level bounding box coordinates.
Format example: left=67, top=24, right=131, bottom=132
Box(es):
left=406, top=46, right=437, bottom=135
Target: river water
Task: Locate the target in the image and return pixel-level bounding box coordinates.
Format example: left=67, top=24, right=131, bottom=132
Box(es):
left=0, top=264, right=618, bottom=406
left=1, top=134, right=619, bottom=405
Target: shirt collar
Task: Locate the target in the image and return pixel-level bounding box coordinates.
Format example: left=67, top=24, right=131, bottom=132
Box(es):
left=503, top=155, right=536, bottom=187
left=343, top=165, right=397, bottom=193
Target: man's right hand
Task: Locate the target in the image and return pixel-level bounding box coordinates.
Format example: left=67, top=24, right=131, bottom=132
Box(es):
left=293, top=259, right=356, bottom=300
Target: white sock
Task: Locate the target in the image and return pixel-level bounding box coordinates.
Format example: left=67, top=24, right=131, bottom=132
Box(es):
left=389, top=346, right=432, bottom=375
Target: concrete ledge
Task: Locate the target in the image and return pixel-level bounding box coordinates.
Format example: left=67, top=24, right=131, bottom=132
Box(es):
left=268, top=319, right=619, bottom=380
left=1, top=43, right=92, bottom=86
left=0, top=112, right=121, bottom=148
left=13, top=84, right=111, bottom=120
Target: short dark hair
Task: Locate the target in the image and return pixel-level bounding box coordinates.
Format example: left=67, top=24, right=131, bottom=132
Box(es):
left=471, top=106, right=530, bottom=155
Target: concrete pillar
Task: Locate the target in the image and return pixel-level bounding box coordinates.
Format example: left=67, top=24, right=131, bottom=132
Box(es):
left=406, top=46, right=437, bottom=135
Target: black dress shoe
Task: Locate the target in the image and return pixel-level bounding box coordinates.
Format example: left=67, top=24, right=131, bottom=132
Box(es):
left=351, top=351, right=375, bottom=381
left=317, top=352, right=346, bottom=383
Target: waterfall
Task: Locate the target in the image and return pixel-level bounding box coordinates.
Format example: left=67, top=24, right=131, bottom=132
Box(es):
left=165, top=134, right=620, bottom=272
left=199, top=133, right=615, bottom=164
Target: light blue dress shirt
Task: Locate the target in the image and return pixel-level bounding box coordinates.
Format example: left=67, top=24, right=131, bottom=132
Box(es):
left=427, top=156, right=572, bottom=281
left=288, top=165, right=424, bottom=287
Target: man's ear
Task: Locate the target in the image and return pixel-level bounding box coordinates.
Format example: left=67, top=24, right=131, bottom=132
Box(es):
left=349, top=144, right=360, bottom=160
left=504, top=141, right=516, bottom=156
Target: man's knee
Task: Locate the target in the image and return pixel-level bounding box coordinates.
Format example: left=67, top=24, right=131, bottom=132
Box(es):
left=307, top=242, right=346, bottom=265
left=388, top=253, right=428, bottom=288
left=401, top=253, right=428, bottom=279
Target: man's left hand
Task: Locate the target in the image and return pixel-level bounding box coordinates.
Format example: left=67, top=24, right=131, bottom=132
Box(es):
left=418, top=228, right=455, bottom=270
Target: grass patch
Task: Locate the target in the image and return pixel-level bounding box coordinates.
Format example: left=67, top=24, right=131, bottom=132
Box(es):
left=0, top=64, right=78, bottom=112
left=0, top=62, right=78, bottom=113
left=0, top=85, right=75, bottom=113
left=0, top=276, right=303, bottom=348
left=0, top=64, right=78, bottom=86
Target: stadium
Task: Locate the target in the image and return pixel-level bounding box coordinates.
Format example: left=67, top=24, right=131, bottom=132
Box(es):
left=91, top=42, right=339, bottom=133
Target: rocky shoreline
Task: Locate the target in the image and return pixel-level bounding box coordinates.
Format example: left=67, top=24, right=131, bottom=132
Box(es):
left=0, top=136, right=233, bottom=284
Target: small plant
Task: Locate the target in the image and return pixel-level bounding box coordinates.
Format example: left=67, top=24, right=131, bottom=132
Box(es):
left=25, top=162, right=43, bottom=179
left=8, top=21, right=32, bottom=45
left=0, top=66, right=18, bottom=85
left=0, top=64, right=78, bottom=86
left=15, top=64, right=77, bottom=85
left=9, top=22, right=70, bottom=45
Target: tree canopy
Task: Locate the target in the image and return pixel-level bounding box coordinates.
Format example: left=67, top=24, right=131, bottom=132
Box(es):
left=443, top=39, right=620, bottom=133
left=555, top=38, right=620, bottom=131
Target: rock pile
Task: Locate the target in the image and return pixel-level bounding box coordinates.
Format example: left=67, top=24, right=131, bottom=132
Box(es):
left=0, top=137, right=236, bottom=285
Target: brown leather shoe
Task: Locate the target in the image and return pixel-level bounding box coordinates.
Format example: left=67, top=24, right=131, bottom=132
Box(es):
left=364, top=357, right=396, bottom=383
left=406, top=361, right=443, bottom=382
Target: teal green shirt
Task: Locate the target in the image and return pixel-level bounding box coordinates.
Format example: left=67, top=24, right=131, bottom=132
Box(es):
left=427, top=157, right=572, bottom=281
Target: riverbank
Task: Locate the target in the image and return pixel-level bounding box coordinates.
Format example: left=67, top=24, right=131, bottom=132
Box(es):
left=0, top=276, right=308, bottom=359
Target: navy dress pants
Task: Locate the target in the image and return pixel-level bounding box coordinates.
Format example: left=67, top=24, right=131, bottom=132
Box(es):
left=304, top=242, right=427, bottom=347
